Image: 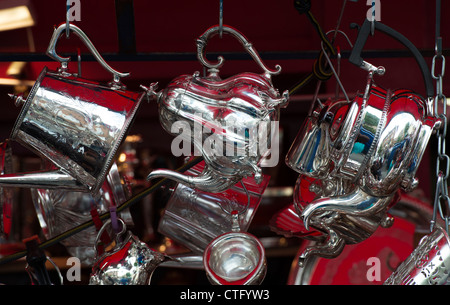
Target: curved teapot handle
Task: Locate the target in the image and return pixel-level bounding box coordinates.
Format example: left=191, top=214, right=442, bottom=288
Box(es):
left=46, top=23, right=130, bottom=88
left=196, top=25, right=282, bottom=77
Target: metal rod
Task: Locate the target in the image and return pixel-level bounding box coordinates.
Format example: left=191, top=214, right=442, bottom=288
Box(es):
left=0, top=49, right=447, bottom=62
left=219, top=0, right=223, bottom=38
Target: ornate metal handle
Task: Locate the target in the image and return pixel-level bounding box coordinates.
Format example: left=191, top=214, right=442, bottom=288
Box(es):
left=93, top=218, right=127, bottom=255
left=46, top=23, right=130, bottom=87
left=196, top=25, right=282, bottom=76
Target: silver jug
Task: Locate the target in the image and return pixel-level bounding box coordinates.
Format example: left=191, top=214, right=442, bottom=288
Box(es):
left=5, top=23, right=143, bottom=195
left=89, top=218, right=171, bottom=285
left=144, top=25, right=288, bottom=193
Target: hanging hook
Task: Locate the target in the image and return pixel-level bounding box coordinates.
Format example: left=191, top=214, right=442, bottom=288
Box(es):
left=319, top=30, right=354, bottom=103
left=65, top=0, right=70, bottom=38
left=196, top=25, right=282, bottom=76
left=77, top=47, right=82, bottom=77
left=219, top=0, right=224, bottom=38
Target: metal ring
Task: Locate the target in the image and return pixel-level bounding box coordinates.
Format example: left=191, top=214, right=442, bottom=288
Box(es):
left=432, top=54, right=446, bottom=79
left=436, top=155, right=450, bottom=180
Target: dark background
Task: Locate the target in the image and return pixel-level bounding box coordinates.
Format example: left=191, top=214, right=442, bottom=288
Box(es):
left=0, top=0, right=448, bottom=285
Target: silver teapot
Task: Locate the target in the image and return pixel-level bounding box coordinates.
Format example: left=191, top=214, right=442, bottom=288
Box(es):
left=282, top=71, right=440, bottom=265
left=278, top=19, right=443, bottom=265
left=143, top=25, right=288, bottom=192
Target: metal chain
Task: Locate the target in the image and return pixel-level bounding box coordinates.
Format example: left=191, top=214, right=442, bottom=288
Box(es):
left=430, top=0, right=449, bottom=233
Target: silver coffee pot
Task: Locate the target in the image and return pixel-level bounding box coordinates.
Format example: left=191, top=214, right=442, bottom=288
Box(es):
left=277, top=19, right=441, bottom=265
left=284, top=73, right=440, bottom=265
left=143, top=25, right=288, bottom=192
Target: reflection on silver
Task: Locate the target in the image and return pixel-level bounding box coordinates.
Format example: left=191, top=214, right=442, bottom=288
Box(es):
left=10, top=67, right=143, bottom=195
left=158, top=163, right=269, bottom=254
left=160, top=254, right=204, bottom=270
left=204, top=232, right=267, bottom=285
left=0, top=140, right=13, bottom=239
left=203, top=213, right=267, bottom=285
left=145, top=25, right=288, bottom=193
left=282, top=73, right=441, bottom=264
left=287, top=194, right=438, bottom=285
left=0, top=168, right=82, bottom=190
left=5, top=23, right=143, bottom=195
left=90, top=219, right=170, bottom=285
left=385, top=226, right=450, bottom=285
left=31, top=163, right=133, bottom=266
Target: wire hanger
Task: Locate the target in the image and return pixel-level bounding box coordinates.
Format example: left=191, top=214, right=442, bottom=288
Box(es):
left=66, top=0, right=70, bottom=38
left=219, top=0, right=224, bottom=38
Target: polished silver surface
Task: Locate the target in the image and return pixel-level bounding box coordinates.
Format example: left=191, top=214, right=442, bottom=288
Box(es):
left=281, top=72, right=441, bottom=265
left=145, top=25, right=288, bottom=193
left=285, top=115, right=331, bottom=178
left=8, top=23, right=143, bottom=195
left=287, top=78, right=439, bottom=194
left=196, top=25, right=282, bottom=77
left=203, top=231, right=267, bottom=285
left=288, top=194, right=439, bottom=284
left=0, top=168, right=82, bottom=190
left=160, top=254, right=204, bottom=270
left=158, top=163, right=269, bottom=254
left=47, top=23, right=130, bottom=88
left=31, top=163, right=133, bottom=266
left=385, top=226, right=450, bottom=285
left=0, top=140, right=13, bottom=239
left=90, top=219, right=170, bottom=285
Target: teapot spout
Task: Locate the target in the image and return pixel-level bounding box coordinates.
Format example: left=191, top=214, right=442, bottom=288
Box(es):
left=301, top=187, right=395, bottom=230
left=0, top=169, right=84, bottom=190
left=147, top=166, right=241, bottom=193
